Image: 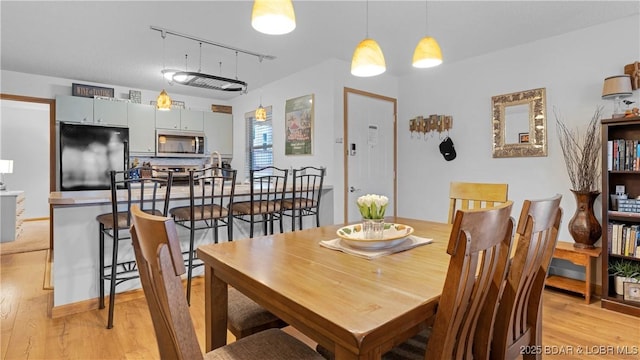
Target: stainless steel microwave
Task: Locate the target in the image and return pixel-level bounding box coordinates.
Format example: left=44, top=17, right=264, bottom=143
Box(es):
left=156, top=130, right=205, bottom=157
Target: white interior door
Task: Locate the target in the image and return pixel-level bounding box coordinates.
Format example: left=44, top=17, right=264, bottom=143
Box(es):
left=345, top=89, right=396, bottom=223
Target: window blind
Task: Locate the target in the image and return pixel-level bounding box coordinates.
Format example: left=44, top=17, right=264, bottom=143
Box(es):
left=245, top=106, right=273, bottom=178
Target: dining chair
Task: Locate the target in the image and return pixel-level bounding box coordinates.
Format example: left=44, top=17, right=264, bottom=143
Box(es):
left=231, top=166, right=288, bottom=238
left=96, top=166, right=173, bottom=329
left=169, top=167, right=286, bottom=339
left=282, top=166, right=325, bottom=231
left=318, top=202, right=515, bottom=360
left=481, top=195, right=562, bottom=360
left=169, top=166, right=236, bottom=306
left=129, top=206, right=323, bottom=360
left=447, top=181, right=509, bottom=223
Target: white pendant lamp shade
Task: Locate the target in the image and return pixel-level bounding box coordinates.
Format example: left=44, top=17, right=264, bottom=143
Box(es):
left=412, top=36, right=442, bottom=68
left=255, top=105, right=267, bottom=121
left=351, top=38, right=386, bottom=77
left=156, top=89, right=172, bottom=111
left=252, top=0, right=296, bottom=35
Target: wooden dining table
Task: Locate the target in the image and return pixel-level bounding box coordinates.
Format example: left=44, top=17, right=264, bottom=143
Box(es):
left=196, top=216, right=452, bottom=359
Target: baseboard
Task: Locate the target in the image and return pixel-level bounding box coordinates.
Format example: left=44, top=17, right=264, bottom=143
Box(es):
left=51, top=288, right=146, bottom=318
left=24, top=217, right=50, bottom=222
left=50, top=276, right=203, bottom=318
left=43, top=249, right=53, bottom=290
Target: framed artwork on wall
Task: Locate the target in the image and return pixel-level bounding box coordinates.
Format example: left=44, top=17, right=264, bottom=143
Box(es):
left=491, top=88, right=547, bottom=158
left=285, top=94, right=314, bottom=155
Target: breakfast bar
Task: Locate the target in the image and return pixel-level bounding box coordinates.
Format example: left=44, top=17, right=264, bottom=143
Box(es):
left=48, top=184, right=333, bottom=315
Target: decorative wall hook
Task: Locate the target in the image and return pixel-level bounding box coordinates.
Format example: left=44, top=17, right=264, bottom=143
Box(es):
left=409, top=114, right=453, bottom=139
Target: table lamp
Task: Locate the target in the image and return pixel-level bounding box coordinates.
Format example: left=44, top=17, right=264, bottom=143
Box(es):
left=0, top=159, right=14, bottom=191
left=602, top=75, right=633, bottom=118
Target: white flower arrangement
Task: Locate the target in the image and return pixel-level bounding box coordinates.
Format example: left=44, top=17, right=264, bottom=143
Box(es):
left=357, top=194, right=389, bottom=219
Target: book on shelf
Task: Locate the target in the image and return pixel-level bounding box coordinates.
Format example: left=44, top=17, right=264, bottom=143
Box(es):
left=608, top=222, right=640, bottom=258
left=608, top=140, right=613, bottom=171
left=608, top=139, right=640, bottom=171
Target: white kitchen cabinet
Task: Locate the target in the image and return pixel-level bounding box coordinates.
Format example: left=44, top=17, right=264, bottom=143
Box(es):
left=180, top=109, right=204, bottom=131
left=203, top=111, right=233, bottom=157
left=56, top=95, right=94, bottom=123
left=156, top=109, right=204, bottom=131
left=155, top=109, right=181, bottom=130
left=93, top=98, right=128, bottom=126
left=128, top=103, right=156, bottom=154
left=56, top=96, right=127, bottom=127
left=0, top=191, right=25, bottom=242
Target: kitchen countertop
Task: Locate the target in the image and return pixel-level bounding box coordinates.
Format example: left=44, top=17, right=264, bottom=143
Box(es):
left=49, top=183, right=332, bottom=206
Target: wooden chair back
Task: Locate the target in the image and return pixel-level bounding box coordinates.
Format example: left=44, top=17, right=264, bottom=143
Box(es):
left=447, top=182, right=508, bottom=223
left=425, top=201, right=514, bottom=360
left=130, top=205, right=204, bottom=360
left=486, top=195, right=562, bottom=360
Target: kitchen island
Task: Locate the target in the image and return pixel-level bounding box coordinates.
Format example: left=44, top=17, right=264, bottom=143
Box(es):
left=48, top=184, right=333, bottom=317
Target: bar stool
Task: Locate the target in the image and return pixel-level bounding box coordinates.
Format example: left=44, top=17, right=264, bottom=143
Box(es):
left=282, top=166, right=325, bottom=231
left=230, top=166, right=288, bottom=238
left=169, top=166, right=236, bottom=305
left=97, top=166, right=173, bottom=329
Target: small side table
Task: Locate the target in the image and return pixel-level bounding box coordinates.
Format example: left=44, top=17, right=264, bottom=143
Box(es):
left=545, top=241, right=602, bottom=304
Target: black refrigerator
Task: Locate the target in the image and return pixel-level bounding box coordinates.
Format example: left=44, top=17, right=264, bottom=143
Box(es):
left=59, top=122, right=129, bottom=191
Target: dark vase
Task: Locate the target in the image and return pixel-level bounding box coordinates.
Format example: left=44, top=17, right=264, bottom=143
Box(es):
left=568, top=190, right=602, bottom=249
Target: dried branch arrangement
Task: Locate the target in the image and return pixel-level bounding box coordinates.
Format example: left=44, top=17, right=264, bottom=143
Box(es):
left=555, top=107, right=603, bottom=192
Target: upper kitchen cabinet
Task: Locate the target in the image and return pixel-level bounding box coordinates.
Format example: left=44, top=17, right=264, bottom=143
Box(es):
left=180, top=109, right=204, bottom=131
left=155, top=108, right=181, bottom=130
left=155, top=109, right=203, bottom=131
left=204, top=111, right=233, bottom=157
left=56, top=96, right=93, bottom=123
left=56, top=96, right=128, bottom=127
left=128, top=103, right=156, bottom=155
left=93, top=98, right=128, bottom=127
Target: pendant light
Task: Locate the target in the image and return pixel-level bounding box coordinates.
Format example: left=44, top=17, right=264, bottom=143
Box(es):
left=252, top=0, right=296, bottom=35
left=156, top=31, right=172, bottom=111
left=255, top=56, right=267, bottom=121
left=255, top=105, right=267, bottom=121
left=351, top=0, right=385, bottom=77
left=412, top=0, right=442, bottom=68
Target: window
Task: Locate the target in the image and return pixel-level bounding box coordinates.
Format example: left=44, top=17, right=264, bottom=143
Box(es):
left=245, top=106, right=273, bottom=178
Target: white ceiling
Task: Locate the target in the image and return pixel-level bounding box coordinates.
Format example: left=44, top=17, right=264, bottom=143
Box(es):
left=1, top=1, right=638, bottom=101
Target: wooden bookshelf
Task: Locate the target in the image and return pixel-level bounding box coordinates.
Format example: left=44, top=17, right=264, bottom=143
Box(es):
left=600, top=115, right=640, bottom=317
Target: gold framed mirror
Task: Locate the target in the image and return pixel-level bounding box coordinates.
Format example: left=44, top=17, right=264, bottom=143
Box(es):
left=491, top=88, right=547, bottom=158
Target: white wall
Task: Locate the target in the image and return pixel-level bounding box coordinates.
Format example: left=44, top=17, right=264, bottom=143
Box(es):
left=0, top=100, right=50, bottom=218
left=229, top=58, right=399, bottom=223
left=397, top=15, right=640, bottom=281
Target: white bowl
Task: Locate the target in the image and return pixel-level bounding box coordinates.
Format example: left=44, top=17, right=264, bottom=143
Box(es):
left=336, top=223, right=414, bottom=250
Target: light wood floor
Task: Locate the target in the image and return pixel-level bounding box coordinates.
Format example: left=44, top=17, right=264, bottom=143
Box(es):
left=0, top=220, right=49, bottom=256
left=1, top=249, right=638, bottom=359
